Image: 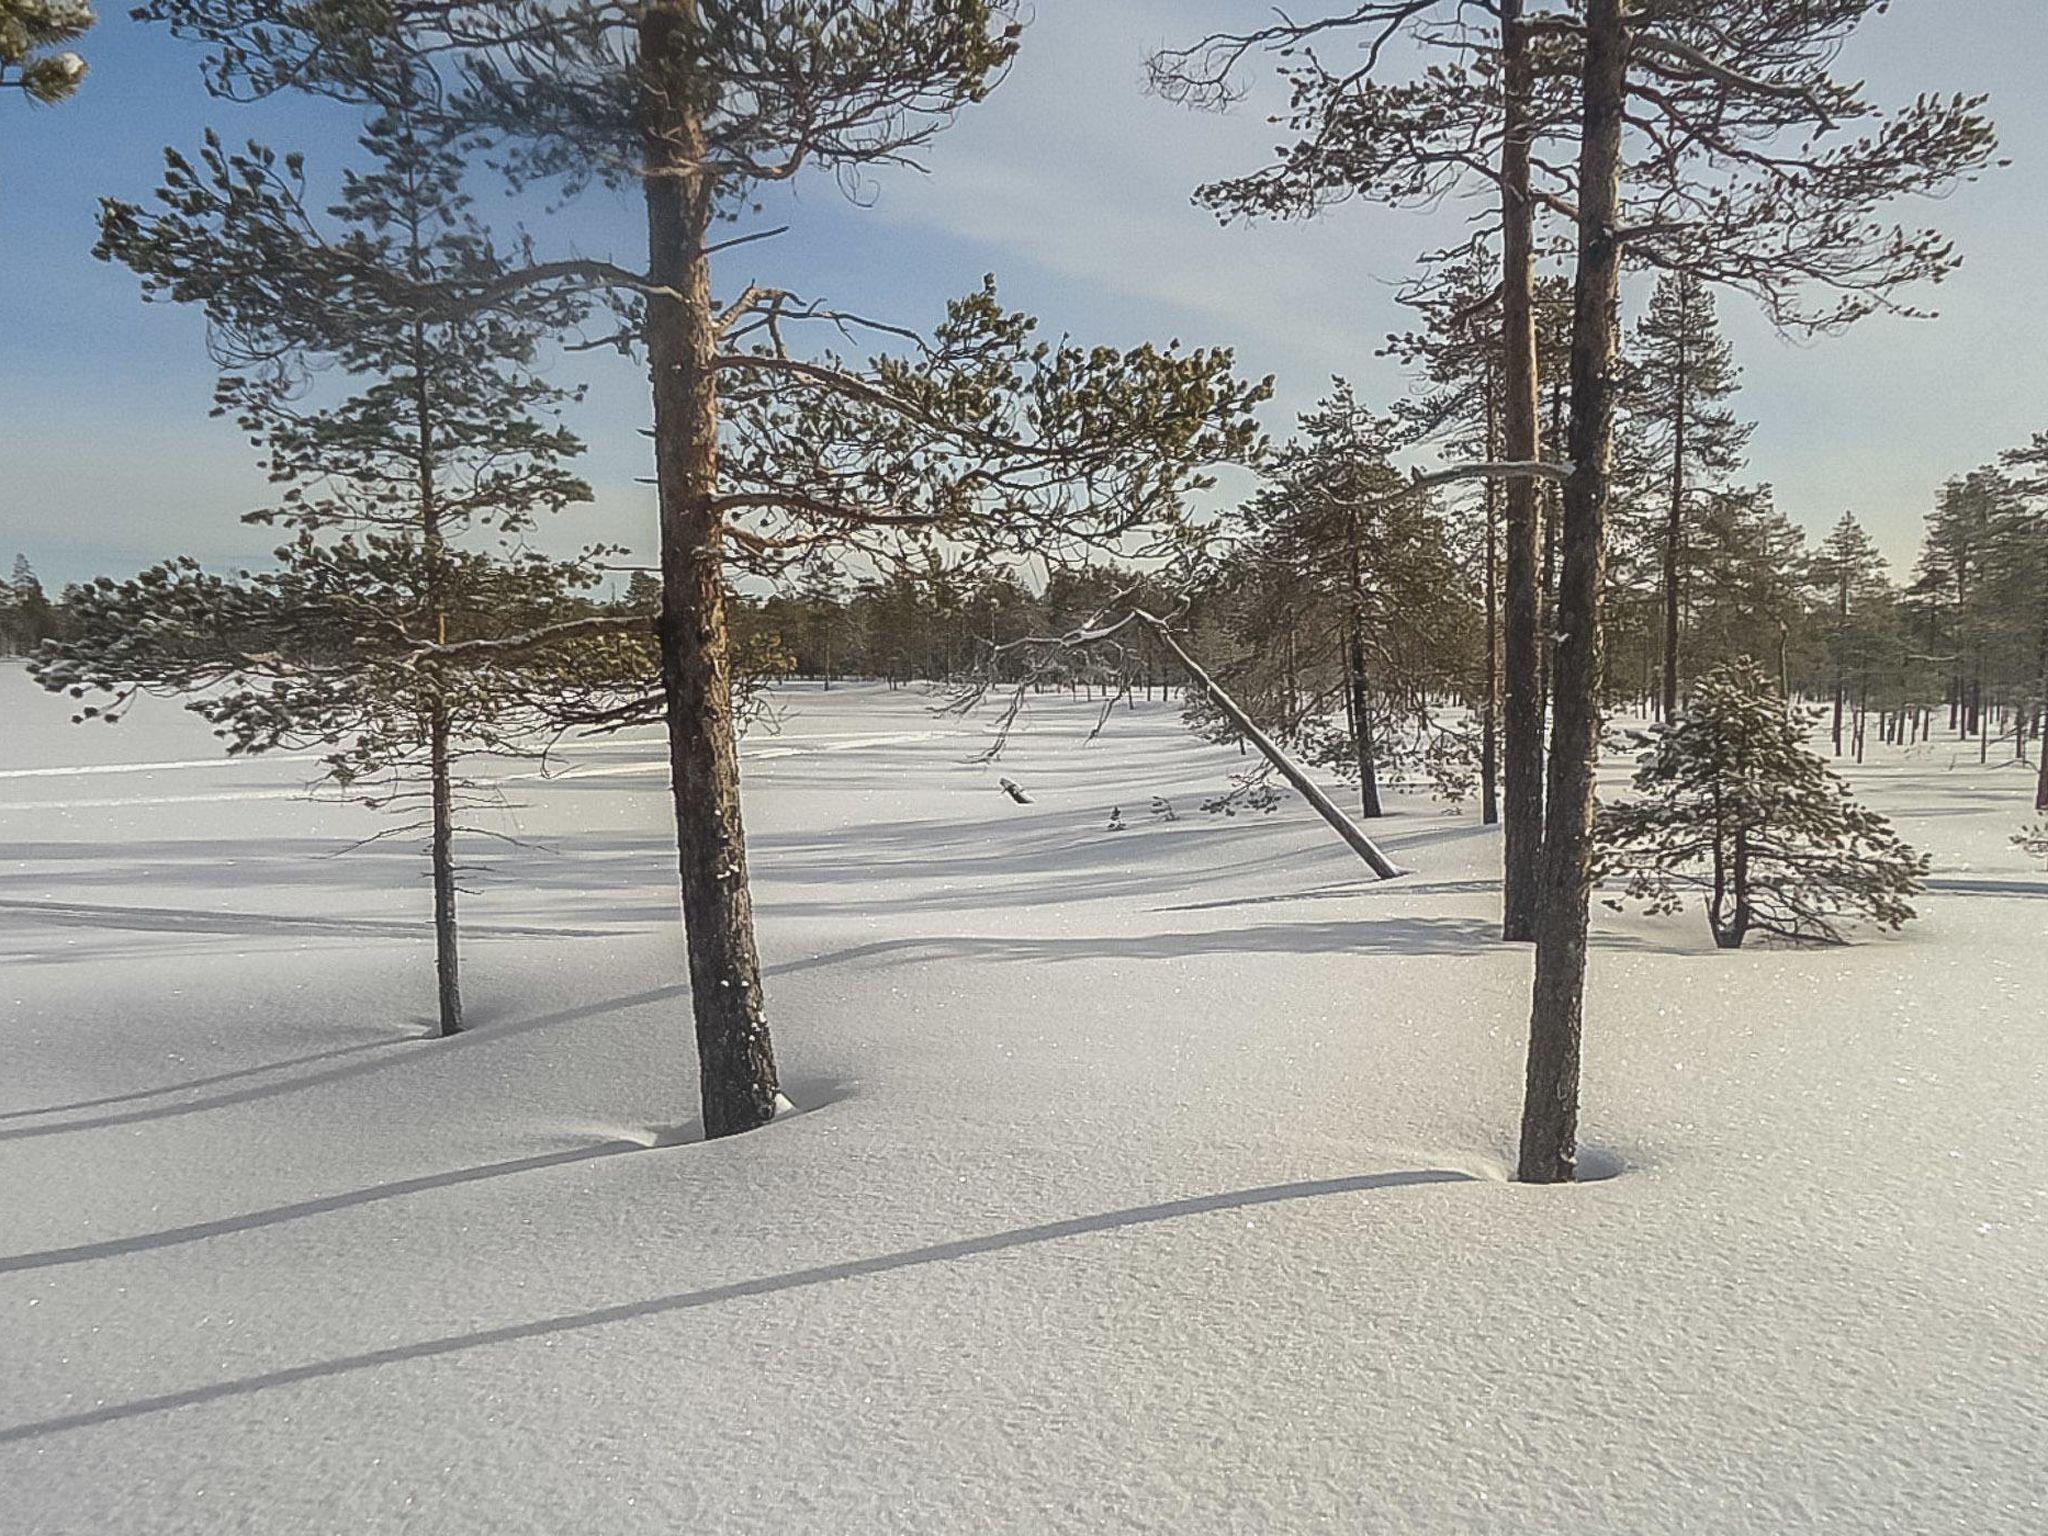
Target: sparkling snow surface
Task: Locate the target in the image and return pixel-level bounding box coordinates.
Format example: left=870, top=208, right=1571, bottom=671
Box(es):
left=2, top=665, right=2043, bottom=1533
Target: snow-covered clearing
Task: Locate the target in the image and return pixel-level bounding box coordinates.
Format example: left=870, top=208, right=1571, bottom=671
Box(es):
left=2, top=663, right=2043, bottom=1533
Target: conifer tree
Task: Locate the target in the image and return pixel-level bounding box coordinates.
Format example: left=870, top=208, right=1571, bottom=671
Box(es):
left=1518, top=0, right=1995, bottom=1183
left=1912, top=470, right=2016, bottom=751
left=1681, top=488, right=1808, bottom=694
left=1598, top=658, right=1927, bottom=948
left=142, top=0, right=1267, bottom=1136
left=1194, top=386, right=1469, bottom=818
left=1623, top=271, right=1753, bottom=718
left=1, top=554, right=58, bottom=651
left=1811, top=513, right=1890, bottom=755
left=2001, top=433, right=2048, bottom=809
left=36, top=104, right=606, bottom=1038
left=1154, top=1, right=1562, bottom=942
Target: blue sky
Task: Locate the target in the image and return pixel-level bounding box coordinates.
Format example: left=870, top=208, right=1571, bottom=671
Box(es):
left=3, top=1, right=2044, bottom=590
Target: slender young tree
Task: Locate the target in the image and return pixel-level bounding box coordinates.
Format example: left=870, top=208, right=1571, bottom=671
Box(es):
left=1624, top=271, right=1753, bottom=719
left=39, top=107, right=602, bottom=1038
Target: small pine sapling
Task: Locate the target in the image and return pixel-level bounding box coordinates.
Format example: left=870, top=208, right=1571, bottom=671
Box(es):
left=1598, top=658, right=1928, bottom=948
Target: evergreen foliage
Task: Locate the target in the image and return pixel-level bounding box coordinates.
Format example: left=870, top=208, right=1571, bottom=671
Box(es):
left=1598, top=659, right=1927, bottom=948
left=35, top=101, right=616, bottom=1036
left=1, top=0, right=89, bottom=102
left=1, top=554, right=59, bottom=652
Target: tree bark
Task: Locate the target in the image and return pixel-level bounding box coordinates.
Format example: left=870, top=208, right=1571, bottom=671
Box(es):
left=1499, top=0, right=1546, bottom=942
left=408, top=230, right=461, bottom=1038
left=428, top=699, right=463, bottom=1036
left=1346, top=512, right=1384, bottom=819
left=642, top=3, right=780, bottom=1139
left=1482, top=379, right=1501, bottom=826
left=1661, top=309, right=1687, bottom=722
left=1348, top=610, right=1384, bottom=818
left=2036, top=630, right=2048, bottom=810
left=1517, top=0, right=1629, bottom=1186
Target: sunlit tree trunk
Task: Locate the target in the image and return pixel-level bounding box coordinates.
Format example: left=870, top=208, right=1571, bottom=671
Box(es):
left=1518, top=0, right=1629, bottom=1185
left=642, top=3, right=780, bottom=1138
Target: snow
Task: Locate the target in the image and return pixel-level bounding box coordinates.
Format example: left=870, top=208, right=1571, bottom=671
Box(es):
left=2, top=661, right=2044, bottom=1534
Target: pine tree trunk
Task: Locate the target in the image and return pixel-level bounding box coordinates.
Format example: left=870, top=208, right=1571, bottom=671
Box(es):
left=1517, top=0, right=1629, bottom=1186
left=1716, top=823, right=1751, bottom=950
left=1832, top=570, right=1850, bottom=753
left=1482, top=390, right=1501, bottom=827
left=1661, top=316, right=1686, bottom=722
left=642, top=6, right=780, bottom=1139
left=429, top=698, right=463, bottom=1037
left=1349, top=610, right=1383, bottom=819
left=1498, top=0, right=1545, bottom=942
left=2036, top=631, right=2048, bottom=809
left=1346, top=514, right=1384, bottom=819
left=408, top=253, right=461, bottom=1039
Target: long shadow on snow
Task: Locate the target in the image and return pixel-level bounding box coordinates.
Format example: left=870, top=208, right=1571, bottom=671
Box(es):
left=0, top=1166, right=1472, bottom=1445
left=769, top=916, right=1511, bottom=975
left=1921, top=876, right=2048, bottom=899
left=0, top=1035, right=407, bottom=1123
left=0, top=985, right=689, bottom=1144
left=0, top=897, right=624, bottom=941
left=0, top=1140, right=648, bottom=1273
left=0, top=1075, right=856, bottom=1273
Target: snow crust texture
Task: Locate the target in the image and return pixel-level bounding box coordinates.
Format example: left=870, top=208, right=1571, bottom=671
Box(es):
left=2, top=668, right=2043, bottom=1534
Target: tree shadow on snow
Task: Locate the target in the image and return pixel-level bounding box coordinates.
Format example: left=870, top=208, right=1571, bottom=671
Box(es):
left=0, top=1165, right=1472, bottom=1446
left=0, top=1140, right=648, bottom=1274
left=0, top=985, right=689, bottom=1144
left=766, top=916, right=1511, bottom=975
left=0, top=1077, right=853, bottom=1276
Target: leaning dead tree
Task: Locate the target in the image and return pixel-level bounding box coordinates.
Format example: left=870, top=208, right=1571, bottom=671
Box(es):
left=957, top=603, right=1404, bottom=880
left=952, top=459, right=1574, bottom=883
left=1154, top=0, right=1565, bottom=942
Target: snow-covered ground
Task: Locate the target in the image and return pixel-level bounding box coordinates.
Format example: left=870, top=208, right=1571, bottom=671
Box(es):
left=3, top=662, right=2043, bottom=1534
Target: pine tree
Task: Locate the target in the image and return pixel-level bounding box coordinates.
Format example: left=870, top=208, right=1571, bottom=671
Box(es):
left=1518, top=0, right=1995, bottom=1184
left=1599, top=658, right=1927, bottom=948
left=1680, top=488, right=1808, bottom=694
left=1, top=0, right=89, bottom=103
left=1912, top=470, right=2017, bottom=751
left=2000, top=432, right=2048, bottom=808
left=141, top=0, right=1267, bottom=1136
left=1811, top=513, right=1891, bottom=755
left=1187, top=388, right=1470, bottom=818
left=1156, top=2, right=1561, bottom=942
left=39, top=103, right=607, bottom=1038
left=1623, top=272, right=1754, bottom=718
left=2, top=553, right=56, bottom=652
